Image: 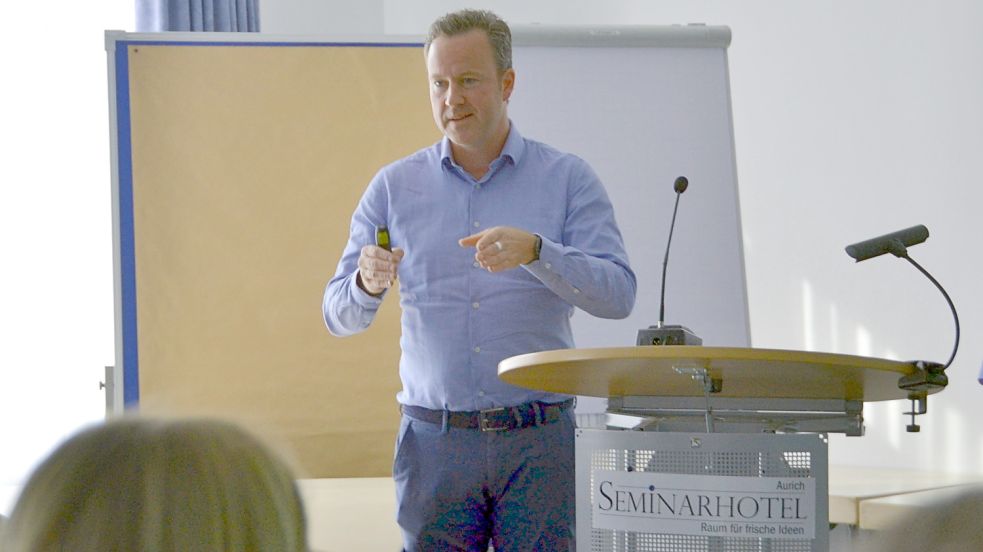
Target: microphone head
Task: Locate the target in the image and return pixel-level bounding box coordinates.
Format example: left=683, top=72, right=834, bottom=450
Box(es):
left=673, top=176, right=689, bottom=194
left=845, top=225, right=929, bottom=262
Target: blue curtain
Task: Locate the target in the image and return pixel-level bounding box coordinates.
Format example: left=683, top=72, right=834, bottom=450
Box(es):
left=136, top=0, right=260, bottom=32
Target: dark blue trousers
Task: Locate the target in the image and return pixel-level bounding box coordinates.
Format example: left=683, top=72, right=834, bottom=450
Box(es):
left=393, top=409, right=575, bottom=551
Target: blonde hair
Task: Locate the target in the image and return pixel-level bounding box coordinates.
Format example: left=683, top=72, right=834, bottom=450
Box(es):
left=865, top=486, right=983, bottom=552
left=2, top=417, right=307, bottom=551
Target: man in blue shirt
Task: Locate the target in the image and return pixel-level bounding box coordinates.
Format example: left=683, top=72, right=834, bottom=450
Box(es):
left=323, top=9, right=636, bottom=551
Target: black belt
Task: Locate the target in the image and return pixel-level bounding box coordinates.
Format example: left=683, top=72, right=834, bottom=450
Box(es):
left=401, top=398, right=574, bottom=432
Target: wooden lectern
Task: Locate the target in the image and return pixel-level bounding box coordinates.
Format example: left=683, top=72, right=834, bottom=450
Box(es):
left=500, top=346, right=946, bottom=552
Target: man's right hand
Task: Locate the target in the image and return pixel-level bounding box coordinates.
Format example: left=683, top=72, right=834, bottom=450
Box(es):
left=356, top=245, right=405, bottom=296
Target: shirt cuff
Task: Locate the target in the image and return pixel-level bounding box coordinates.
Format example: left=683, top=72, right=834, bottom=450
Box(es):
left=523, top=236, right=560, bottom=275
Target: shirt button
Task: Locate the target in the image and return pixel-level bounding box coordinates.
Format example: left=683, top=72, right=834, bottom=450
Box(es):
left=478, top=390, right=486, bottom=397
left=473, top=346, right=481, bottom=353
left=472, top=302, right=480, bottom=309
left=573, top=288, right=581, bottom=294
left=545, top=262, right=552, bottom=269
left=473, top=221, right=480, bottom=228
left=473, top=261, right=480, bottom=268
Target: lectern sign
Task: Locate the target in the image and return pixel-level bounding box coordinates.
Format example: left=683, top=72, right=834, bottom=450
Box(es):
left=592, top=470, right=816, bottom=539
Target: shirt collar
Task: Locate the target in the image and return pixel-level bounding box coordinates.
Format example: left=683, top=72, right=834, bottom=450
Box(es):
left=439, top=120, right=526, bottom=170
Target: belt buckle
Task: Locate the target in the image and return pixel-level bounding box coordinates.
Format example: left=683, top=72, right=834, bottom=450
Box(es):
left=479, top=407, right=508, bottom=432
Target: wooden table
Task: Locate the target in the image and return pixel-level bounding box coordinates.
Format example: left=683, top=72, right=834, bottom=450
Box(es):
left=498, top=346, right=936, bottom=401
left=827, top=466, right=983, bottom=527
left=298, top=478, right=401, bottom=552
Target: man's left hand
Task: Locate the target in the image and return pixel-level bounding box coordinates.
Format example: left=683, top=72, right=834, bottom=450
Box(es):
left=459, top=226, right=538, bottom=272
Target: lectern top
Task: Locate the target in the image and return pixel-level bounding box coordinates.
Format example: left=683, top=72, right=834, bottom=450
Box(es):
left=498, top=346, right=934, bottom=402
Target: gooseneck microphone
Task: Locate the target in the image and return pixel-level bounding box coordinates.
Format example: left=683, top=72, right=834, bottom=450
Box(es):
left=659, top=176, right=689, bottom=324
left=845, top=224, right=959, bottom=370
left=846, top=224, right=957, bottom=432
left=637, top=176, right=702, bottom=347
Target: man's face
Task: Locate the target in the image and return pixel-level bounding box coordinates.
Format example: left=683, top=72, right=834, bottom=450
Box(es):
left=426, top=29, right=514, bottom=153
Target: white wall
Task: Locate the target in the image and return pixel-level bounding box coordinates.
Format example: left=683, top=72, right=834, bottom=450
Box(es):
left=263, top=0, right=383, bottom=35
left=0, top=2, right=133, bottom=513
left=265, top=0, right=983, bottom=474
left=4, top=2, right=979, bottom=514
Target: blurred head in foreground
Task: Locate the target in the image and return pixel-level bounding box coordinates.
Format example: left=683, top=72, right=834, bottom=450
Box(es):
left=866, top=485, right=983, bottom=552
left=2, top=416, right=306, bottom=551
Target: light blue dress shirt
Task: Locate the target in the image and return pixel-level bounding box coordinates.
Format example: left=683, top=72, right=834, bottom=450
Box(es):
left=323, top=123, right=636, bottom=411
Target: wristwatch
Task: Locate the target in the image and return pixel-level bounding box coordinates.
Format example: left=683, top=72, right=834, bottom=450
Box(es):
left=532, top=234, right=542, bottom=262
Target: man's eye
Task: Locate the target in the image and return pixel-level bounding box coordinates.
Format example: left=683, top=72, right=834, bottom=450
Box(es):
left=432, top=81, right=446, bottom=89
left=463, top=78, right=478, bottom=86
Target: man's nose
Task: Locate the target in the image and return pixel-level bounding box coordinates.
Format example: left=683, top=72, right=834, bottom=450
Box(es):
left=445, top=83, right=465, bottom=106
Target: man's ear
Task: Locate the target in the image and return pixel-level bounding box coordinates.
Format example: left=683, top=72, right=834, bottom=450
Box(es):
left=501, top=68, right=516, bottom=102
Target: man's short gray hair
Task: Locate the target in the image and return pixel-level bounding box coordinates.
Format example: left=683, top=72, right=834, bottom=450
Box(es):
left=424, top=9, right=512, bottom=73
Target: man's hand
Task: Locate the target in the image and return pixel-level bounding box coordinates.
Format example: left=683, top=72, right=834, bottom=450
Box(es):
left=459, top=226, right=537, bottom=272
left=357, top=245, right=405, bottom=296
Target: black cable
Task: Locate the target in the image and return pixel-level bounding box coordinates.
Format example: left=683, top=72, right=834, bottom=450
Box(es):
left=902, top=254, right=960, bottom=370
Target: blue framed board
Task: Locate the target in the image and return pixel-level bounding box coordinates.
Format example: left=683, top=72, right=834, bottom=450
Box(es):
left=105, top=26, right=748, bottom=476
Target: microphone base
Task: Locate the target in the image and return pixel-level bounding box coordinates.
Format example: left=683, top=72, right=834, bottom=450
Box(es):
left=897, top=360, right=948, bottom=393
left=636, top=324, right=703, bottom=346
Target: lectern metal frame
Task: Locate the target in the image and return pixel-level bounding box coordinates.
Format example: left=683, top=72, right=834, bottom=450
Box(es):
left=577, top=429, right=828, bottom=551
left=499, top=346, right=946, bottom=552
